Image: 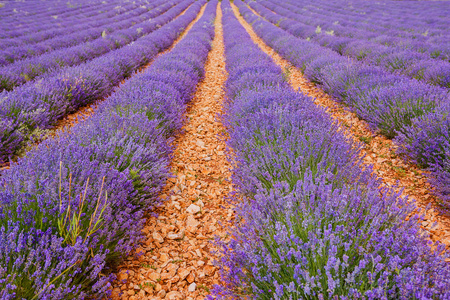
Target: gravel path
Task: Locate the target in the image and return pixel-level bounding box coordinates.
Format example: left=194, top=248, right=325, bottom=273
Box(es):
left=111, top=3, right=233, bottom=299
left=232, top=2, right=450, bottom=248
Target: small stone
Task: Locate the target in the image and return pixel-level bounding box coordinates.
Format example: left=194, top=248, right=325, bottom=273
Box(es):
left=157, top=290, right=166, bottom=298
left=161, top=272, right=172, bottom=281
left=188, top=282, right=197, bottom=292
left=149, top=272, right=160, bottom=281
left=160, top=253, right=169, bottom=262
left=197, top=260, right=205, bottom=267
left=168, top=275, right=180, bottom=284
left=196, top=139, right=205, bottom=148
left=167, top=232, right=183, bottom=240
left=166, top=263, right=179, bottom=276
left=204, top=265, right=216, bottom=276
left=186, top=204, right=201, bottom=214
left=186, top=272, right=195, bottom=283
left=197, top=200, right=204, bottom=208
left=186, top=215, right=200, bottom=232
left=153, top=232, right=164, bottom=243
left=134, top=284, right=140, bottom=290
left=166, top=291, right=183, bottom=300
left=178, top=268, right=190, bottom=280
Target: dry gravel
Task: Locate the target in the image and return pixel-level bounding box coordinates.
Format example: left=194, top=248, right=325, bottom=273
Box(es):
left=111, top=3, right=232, bottom=299
left=234, top=3, right=450, bottom=247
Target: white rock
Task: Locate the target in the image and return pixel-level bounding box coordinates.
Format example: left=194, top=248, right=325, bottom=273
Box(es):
left=186, top=204, right=201, bottom=214
left=188, top=282, right=197, bottom=292
left=197, top=260, right=205, bottom=267
left=196, top=139, right=205, bottom=148
left=186, top=215, right=200, bottom=232
left=152, top=232, right=164, bottom=243
left=167, top=232, right=183, bottom=240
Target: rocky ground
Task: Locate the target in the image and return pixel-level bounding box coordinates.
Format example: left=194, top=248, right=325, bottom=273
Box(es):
left=111, top=4, right=232, bottom=299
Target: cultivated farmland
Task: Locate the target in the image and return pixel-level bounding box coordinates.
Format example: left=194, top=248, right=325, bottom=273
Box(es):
left=0, top=0, right=449, bottom=299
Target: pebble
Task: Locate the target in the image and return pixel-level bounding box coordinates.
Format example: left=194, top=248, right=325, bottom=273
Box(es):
left=153, top=232, right=164, bottom=243
left=188, top=283, right=197, bottom=292
left=186, top=204, right=201, bottom=214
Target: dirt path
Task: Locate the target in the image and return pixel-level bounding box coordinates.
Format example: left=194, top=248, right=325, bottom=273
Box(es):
left=111, top=3, right=232, bottom=299
left=231, top=2, right=450, bottom=247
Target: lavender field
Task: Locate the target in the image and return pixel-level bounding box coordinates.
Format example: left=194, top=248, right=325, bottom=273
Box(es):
left=0, top=0, right=449, bottom=299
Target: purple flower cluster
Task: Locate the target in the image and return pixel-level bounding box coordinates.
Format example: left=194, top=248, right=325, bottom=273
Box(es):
left=211, top=1, right=450, bottom=298
left=0, top=0, right=180, bottom=90
left=0, top=0, right=198, bottom=164
left=235, top=2, right=450, bottom=212
left=0, top=1, right=217, bottom=298
left=249, top=0, right=450, bottom=89
left=0, top=0, right=171, bottom=67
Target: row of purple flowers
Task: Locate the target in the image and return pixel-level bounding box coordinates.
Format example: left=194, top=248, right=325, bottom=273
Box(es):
left=0, top=0, right=216, bottom=298
left=211, top=1, right=450, bottom=298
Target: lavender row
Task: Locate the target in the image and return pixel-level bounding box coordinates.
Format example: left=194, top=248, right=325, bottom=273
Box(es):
left=211, top=1, right=450, bottom=298
left=276, top=0, right=450, bottom=58
left=0, top=1, right=115, bottom=39
left=0, top=0, right=179, bottom=90
left=250, top=1, right=450, bottom=89
left=0, top=1, right=216, bottom=298
left=0, top=1, right=164, bottom=64
left=0, top=0, right=199, bottom=165
left=236, top=1, right=450, bottom=210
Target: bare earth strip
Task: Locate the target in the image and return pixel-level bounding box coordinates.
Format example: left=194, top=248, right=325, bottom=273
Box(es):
left=0, top=3, right=199, bottom=172
left=112, top=3, right=232, bottom=300
left=231, top=2, right=450, bottom=247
